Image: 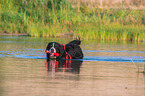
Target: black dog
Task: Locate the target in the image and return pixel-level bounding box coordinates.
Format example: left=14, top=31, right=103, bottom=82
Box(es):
left=45, top=39, right=83, bottom=60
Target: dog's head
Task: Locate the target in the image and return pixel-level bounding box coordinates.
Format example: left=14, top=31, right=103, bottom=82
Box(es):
left=46, top=42, right=65, bottom=59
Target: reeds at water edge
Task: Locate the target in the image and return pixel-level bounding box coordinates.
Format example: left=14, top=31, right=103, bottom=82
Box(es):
left=0, top=0, right=145, bottom=41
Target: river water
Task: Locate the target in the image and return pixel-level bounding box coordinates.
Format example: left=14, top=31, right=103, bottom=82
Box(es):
left=0, top=36, right=144, bottom=96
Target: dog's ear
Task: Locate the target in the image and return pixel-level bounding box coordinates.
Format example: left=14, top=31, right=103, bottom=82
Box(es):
left=46, top=43, right=51, bottom=50
left=46, top=43, right=50, bottom=50
left=58, top=45, right=65, bottom=58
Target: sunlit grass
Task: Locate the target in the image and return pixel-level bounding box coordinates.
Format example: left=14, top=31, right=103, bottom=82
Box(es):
left=73, top=22, right=145, bottom=41
left=0, top=0, right=145, bottom=41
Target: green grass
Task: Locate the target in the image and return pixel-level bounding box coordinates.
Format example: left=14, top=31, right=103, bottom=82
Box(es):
left=0, top=0, right=145, bottom=41
left=73, top=22, right=145, bottom=41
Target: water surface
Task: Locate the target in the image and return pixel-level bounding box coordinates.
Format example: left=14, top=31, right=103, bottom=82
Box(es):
left=0, top=36, right=144, bottom=96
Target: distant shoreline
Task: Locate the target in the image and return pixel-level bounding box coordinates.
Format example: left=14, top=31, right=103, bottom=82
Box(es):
left=0, top=31, right=28, bottom=36
left=0, top=31, right=73, bottom=37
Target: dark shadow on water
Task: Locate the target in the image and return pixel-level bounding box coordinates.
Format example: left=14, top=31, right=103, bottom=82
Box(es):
left=46, top=59, right=83, bottom=74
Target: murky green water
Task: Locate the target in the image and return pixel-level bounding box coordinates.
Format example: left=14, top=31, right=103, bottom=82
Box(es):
left=0, top=36, right=145, bottom=96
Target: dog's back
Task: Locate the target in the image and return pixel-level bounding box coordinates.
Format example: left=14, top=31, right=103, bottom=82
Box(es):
left=65, top=40, right=83, bottom=59
left=69, top=40, right=81, bottom=45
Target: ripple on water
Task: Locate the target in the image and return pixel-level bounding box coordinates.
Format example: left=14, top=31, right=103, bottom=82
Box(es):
left=0, top=49, right=144, bottom=63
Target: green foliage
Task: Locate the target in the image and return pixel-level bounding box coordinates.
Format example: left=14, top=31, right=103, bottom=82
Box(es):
left=0, top=0, right=145, bottom=41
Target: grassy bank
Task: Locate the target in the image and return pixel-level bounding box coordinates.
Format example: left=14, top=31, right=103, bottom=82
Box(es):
left=0, top=0, right=145, bottom=41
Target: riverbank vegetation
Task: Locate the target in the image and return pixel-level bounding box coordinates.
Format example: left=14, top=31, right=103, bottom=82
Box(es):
left=0, top=0, right=145, bottom=41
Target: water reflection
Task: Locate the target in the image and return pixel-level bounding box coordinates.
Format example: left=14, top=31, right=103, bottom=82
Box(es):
left=46, top=59, right=83, bottom=74
left=0, top=36, right=145, bottom=96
